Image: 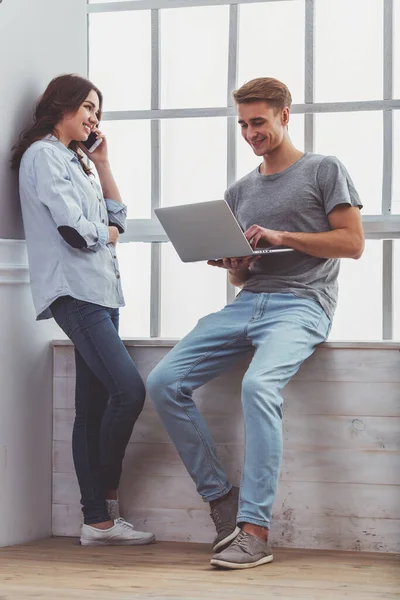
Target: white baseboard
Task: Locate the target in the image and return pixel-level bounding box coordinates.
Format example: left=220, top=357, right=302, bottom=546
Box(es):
left=0, top=239, right=29, bottom=284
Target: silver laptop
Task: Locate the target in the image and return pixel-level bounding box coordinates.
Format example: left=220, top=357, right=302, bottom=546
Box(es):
left=154, top=199, right=293, bottom=263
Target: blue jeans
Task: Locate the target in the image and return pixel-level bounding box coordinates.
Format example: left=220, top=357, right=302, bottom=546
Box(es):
left=147, top=291, right=330, bottom=528
left=51, top=296, right=146, bottom=525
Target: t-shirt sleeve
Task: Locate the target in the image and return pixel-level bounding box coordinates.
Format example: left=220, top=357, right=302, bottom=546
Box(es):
left=316, top=156, right=363, bottom=215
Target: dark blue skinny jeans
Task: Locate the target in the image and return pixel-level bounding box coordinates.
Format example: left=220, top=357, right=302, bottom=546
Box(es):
left=51, top=296, right=146, bottom=525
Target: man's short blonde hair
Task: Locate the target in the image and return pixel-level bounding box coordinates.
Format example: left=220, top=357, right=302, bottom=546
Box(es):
left=233, top=77, right=292, bottom=111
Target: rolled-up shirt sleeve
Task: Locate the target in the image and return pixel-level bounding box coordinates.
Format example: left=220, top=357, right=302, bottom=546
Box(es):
left=105, top=198, right=127, bottom=234
left=33, top=147, right=109, bottom=251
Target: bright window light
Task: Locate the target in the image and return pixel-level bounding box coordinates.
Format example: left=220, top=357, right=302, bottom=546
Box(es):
left=89, top=11, right=151, bottom=111
left=118, top=242, right=151, bottom=338
left=160, top=6, right=229, bottom=109
left=88, top=0, right=399, bottom=341
left=160, top=242, right=227, bottom=339
left=161, top=118, right=227, bottom=207
left=100, top=120, right=151, bottom=219
left=315, top=0, right=383, bottom=102
left=329, top=241, right=382, bottom=341
left=238, top=1, right=305, bottom=103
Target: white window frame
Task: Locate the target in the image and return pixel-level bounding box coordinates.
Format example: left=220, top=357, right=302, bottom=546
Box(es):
left=88, top=0, right=400, bottom=338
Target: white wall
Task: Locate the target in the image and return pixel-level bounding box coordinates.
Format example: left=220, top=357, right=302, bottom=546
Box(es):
left=0, top=0, right=87, bottom=546
left=53, top=342, right=400, bottom=553
left=0, top=0, right=87, bottom=239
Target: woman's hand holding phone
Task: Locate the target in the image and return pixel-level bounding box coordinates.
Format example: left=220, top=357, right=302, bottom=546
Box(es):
left=80, top=129, right=108, bottom=165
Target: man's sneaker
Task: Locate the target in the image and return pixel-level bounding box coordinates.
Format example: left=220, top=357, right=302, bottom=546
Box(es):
left=210, top=486, right=240, bottom=552
left=210, top=530, right=273, bottom=569
left=106, top=499, right=120, bottom=520
left=80, top=518, right=156, bottom=546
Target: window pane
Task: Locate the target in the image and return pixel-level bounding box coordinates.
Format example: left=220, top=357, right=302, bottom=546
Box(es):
left=236, top=114, right=305, bottom=180
left=160, top=6, right=229, bottom=109
left=101, top=120, right=151, bottom=219
left=315, top=0, right=383, bottom=102
left=392, top=240, right=400, bottom=339
left=89, top=12, right=151, bottom=111
left=117, top=242, right=151, bottom=337
left=161, top=118, right=227, bottom=206
left=329, top=241, right=382, bottom=341
left=238, top=1, right=305, bottom=103
left=314, top=112, right=383, bottom=215
left=160, top=243, right=226, bottom=338
left=392, top=111, right=400, bottom=215
left=395, top=0, right=400, bottom=98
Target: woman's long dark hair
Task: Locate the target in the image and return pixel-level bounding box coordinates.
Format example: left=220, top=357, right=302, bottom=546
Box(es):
left=11, top=74, right=103, bottom=175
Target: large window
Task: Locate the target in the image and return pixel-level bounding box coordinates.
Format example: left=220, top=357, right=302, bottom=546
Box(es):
left=88, top=0, right=400, bottom=340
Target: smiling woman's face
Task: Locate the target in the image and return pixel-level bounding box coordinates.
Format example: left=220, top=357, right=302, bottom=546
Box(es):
left=55, top=89, right=100, bottom=145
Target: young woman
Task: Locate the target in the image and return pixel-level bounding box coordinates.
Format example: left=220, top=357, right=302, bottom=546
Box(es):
left=12, top=74, right=155, bottom=546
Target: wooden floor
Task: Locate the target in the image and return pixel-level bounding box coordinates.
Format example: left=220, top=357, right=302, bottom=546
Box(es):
left=0, top=538, right=399, bottom=600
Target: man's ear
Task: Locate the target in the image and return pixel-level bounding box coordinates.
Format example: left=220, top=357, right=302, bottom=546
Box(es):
left=281, top=107, right=290, bottom=126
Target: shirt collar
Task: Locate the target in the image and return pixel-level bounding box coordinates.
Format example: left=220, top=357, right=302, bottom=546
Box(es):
left=43, top=134, right=79, bottom=163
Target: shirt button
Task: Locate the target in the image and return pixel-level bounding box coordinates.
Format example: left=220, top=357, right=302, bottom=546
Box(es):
left=116, top=274, right=120, bottom=279
left=102, top=219, right=105, bottom=223
left=113, top=255, right=117, bottom=259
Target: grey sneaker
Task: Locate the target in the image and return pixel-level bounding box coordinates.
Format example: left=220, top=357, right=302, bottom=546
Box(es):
left=210, top=486, right=240, bottom=552
left=210, top=530, right=273, bottom=569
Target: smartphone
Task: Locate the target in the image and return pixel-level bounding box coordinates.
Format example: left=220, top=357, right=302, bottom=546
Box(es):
left=82, top=131, right=103, bottom=153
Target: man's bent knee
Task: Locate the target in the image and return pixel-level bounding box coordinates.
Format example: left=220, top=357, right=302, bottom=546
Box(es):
left=147, top=362, right=176, bottom=407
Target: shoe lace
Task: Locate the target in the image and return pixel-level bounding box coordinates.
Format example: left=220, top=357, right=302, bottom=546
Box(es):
left=229, top=531, right=252, bottom=554
left=210, top=506, right=227, bottom=532
left=114, top=517, right=135, bottom=531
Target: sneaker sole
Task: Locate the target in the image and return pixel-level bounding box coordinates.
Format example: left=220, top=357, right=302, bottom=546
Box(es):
left=212, top=526, right=240, bottom=552
left=210, top=554, right=273, bottom=570
left=80, top=535, right=156, bottom=546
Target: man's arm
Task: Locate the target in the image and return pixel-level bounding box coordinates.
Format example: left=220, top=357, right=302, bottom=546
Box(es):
left=245, top=204, right=364, bottom=260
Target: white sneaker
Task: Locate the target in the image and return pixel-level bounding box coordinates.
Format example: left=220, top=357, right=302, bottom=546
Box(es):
left=80, top=518, right=156, bottom=546
left=105, top=500, right=150, bottom=538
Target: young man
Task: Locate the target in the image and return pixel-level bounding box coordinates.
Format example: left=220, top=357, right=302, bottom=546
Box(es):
left=147, top=77, right=364, bottom=569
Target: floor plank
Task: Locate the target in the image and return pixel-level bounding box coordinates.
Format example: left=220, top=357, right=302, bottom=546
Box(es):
left=0, top=538, right=399, bottom=599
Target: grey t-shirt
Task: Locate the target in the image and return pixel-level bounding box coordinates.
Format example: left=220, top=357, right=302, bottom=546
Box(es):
left=225, top=153, right=363, bottom=320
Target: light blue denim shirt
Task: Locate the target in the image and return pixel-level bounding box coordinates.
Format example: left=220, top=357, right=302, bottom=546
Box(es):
left=19, top=135, right=127, bottom=320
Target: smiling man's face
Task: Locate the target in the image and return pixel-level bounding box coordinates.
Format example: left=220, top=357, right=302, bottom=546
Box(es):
left=237, top=100, right=289, bottom=157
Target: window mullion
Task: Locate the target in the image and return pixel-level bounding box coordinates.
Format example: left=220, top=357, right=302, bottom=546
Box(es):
left=382, top=0, right=394, bottom=216
left=88, top=0, right=303, bottom=14
left=150, top=8, right=162, bottom=337
left=226, top=3, right=239, bottom=305
left=304, top=0, right=315, bottom=152
left=382, top=0, right=394, bottom=339
left=383, top=240, right=394, bottom=339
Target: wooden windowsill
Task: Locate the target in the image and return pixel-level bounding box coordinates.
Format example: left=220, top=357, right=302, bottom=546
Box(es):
left=52, top=338, right=400, bottom=350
